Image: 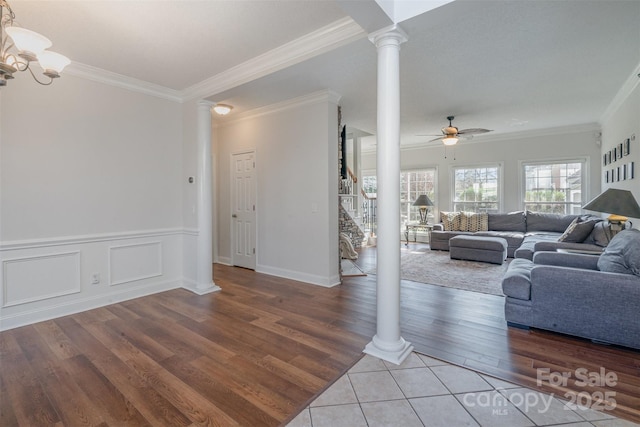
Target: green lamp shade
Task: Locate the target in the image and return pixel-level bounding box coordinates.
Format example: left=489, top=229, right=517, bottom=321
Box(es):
left=413, top=194, right=434, bottom=207
left=582, top=189, right=640, bottom=218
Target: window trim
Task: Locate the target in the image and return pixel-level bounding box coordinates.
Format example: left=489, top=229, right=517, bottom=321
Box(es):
left=519, top=157, right=589, bottom=214
left=450, top=162, right=504, bottom=212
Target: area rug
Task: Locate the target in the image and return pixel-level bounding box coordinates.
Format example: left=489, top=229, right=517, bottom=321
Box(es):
left=364, top=248, right=508, bottom=296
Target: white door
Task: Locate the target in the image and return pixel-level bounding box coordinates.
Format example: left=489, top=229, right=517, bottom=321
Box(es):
left=231, top=151, right=256, bottom=269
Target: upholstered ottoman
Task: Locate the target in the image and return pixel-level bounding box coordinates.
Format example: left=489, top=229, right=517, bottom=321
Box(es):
left=449, top=235, right=508, bottom=264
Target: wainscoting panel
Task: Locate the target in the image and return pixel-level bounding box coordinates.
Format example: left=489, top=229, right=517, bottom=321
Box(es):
left=2, top=251, right=81, bottom=307
left=0, top=229, right=185, bottom=331
left=109, top=242, right=162, bottom=286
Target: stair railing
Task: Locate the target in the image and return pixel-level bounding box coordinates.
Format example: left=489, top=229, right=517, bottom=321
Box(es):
left=361, top=188, right=377, bottom=237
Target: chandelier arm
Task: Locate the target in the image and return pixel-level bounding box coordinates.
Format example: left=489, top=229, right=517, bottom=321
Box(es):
left=0, top=0, right=15, bottom=18
left=5, top=52, right=26, bottom=71
left=26, top=64, right=53, bottom=86
left=1, top=1, right=15, bottom=62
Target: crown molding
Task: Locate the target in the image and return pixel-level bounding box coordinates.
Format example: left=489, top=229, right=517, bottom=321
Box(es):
left=216, top=90, right=341, bottom=126
left=182, top=17, right=366, bottom=101
left=64, top=62, right=183, bottom=103
left=600, top=62, right=640, bottom=125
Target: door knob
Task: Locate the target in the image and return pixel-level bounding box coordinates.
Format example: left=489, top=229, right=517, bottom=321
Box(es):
left=232, top=214, right=237, bottom=218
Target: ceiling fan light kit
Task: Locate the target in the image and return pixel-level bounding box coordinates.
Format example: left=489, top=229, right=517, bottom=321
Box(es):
left=442, top=136, right=459, bottom=146
left=0, top=0, right=70, bottom=87
left=421, top=115, right=493, bottom=146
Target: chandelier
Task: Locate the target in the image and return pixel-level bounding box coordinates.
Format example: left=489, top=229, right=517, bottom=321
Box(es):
left=0, top=0, right=70, bottom=87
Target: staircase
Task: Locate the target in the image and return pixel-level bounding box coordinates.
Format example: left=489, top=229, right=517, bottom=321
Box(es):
left=339, top=167, right=369, bottom=248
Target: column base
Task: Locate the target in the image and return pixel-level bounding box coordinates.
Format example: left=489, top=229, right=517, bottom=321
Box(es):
left=363, top=335, right=414, bottom=365
left=187, top=281, right=221, bottom=296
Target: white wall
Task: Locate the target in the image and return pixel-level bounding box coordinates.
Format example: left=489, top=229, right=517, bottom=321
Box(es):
left=215, top=91, right=340, bottom=287
left=0, top=75, right=185, bottom=329
left=600, top=82, right=640, bottom=225
left=362, top=126, right=602, bottom=217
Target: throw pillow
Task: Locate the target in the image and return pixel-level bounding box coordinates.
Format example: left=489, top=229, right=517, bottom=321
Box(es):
left=585, top=221, right=614, bottom=247
left=441, top=211, right=462, bottom=231
left=558, top=217, right=599, bottom=243
left=460, top=212, right=489, bottom=232
left=597, top=229, right=640, bottom=276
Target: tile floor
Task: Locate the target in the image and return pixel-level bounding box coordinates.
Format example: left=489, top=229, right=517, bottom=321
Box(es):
left=286, top=352, right=640, bottom=427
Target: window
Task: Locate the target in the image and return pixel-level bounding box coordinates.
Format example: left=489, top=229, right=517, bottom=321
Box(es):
left=360, top=169, right=437, bottom=226
left=400, top=169, right=437, bottom=225
left=361, top=174, right=377, bottom=198
left=452, top=165, right=501, bottom=212
left=523, top=160, right=584, bottom=214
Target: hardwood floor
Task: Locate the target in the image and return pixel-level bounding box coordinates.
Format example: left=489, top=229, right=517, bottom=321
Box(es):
left=1, top=249, right=639, bottom=425
left=357, top=243, right=640, bottom=424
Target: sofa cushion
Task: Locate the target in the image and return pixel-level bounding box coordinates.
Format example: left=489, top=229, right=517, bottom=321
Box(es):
left=557, top=217, right=599, bottom=243
left=441, top=211, right=462, bottom=231
left=460, top=212, right=489, bottom=232
left=584, top=221, right=614, bottom=247
left=488, top=211, right=526, bottom=232
left=597, top=229, right=640, bottom=276
left=514, top=234, right=560, bottom=260
left=526, top=211, right=578, bottom=233
left=502, top=258, right=535, bottom=300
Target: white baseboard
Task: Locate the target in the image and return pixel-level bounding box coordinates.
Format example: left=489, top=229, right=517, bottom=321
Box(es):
left=256, top=264, right=340, bottom=288
left=0, top=279, right=182, bottom=331
left=216, top=256, right=233, bottom=266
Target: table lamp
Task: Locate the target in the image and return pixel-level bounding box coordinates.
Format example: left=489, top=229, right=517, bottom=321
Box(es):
left=582, top=188, right=640, bottom=233
left=413, top=194, right=434, bottom=225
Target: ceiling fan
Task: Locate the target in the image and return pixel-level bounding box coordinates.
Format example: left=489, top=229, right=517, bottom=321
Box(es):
left=421, top=116, right=492, bottom=146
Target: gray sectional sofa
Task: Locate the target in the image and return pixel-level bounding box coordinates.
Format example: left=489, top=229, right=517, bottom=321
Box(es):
left=502, top=229, right=640, bottom=349
left=430, top=210, right=640, bottom=348
left=430, top=211, right=608, bottom=259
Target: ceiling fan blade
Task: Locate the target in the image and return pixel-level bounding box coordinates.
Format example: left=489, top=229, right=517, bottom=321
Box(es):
left=428, top=137, right=444, bottom=142
left=457, top=128, right=492, bottom=135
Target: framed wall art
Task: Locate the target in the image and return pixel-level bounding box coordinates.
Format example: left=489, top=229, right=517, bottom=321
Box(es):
left=623, top=138, right=630, bottom=156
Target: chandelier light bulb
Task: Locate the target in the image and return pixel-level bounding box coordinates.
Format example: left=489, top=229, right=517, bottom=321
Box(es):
left=5, top=26, right=51, bottom=60
left=443, top=136, right=459, bottom=146
left=38, top=51, right=71, bottom=75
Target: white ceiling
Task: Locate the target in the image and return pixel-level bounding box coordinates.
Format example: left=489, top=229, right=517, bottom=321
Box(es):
left=9, top=0, right=640, bottom=149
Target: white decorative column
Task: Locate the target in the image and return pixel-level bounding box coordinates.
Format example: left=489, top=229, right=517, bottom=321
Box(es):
left=364, top=25, right=413, bottom=364
left=195, top=100, right=221, bottom=295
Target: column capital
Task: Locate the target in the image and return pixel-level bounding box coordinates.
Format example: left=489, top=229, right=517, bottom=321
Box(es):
left=368, top=24, right=408, bottom=48
left=197, top=100, right=215, bottom=110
